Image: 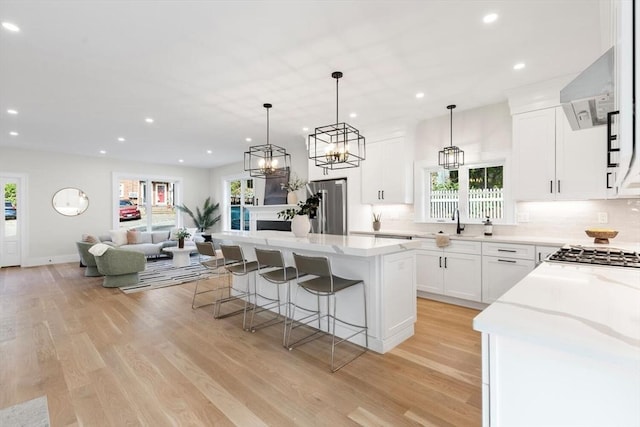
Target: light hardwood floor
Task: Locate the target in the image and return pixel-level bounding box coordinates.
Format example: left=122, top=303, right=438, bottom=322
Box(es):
left=0, top=262, right=482, bottom=426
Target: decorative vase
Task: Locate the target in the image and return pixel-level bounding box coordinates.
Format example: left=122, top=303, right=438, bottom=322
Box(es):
left=291, top=215, right=310, bottom=237
left=178, top=237, right=185, bottom=248
left=373, top=221, right=381, bottom=231
left=287, top=191, right=298, bottom=205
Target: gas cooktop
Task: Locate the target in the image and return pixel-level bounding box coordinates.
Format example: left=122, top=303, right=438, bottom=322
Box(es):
left=547, top=245, right=640, bottom=268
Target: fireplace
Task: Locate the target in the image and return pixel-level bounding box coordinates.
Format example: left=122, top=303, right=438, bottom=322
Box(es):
left=256, top=220, right=291, bottom=232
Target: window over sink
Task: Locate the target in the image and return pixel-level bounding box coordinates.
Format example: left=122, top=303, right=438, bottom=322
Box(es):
left=415, top=160, right=513, bottom=224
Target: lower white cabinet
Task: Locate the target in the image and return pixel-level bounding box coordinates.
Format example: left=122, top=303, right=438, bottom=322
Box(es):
left=481, top=242, right=535, bottom=304
left=416, top=239, right=482, bottom=302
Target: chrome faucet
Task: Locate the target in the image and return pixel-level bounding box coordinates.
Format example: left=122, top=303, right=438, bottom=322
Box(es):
left=452, top=209, right=465, bottom=235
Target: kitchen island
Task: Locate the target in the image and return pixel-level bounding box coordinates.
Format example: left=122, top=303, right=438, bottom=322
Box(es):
left=473, top=261, right=640, bottom=426
left=210, top=231, right=420, bottom=353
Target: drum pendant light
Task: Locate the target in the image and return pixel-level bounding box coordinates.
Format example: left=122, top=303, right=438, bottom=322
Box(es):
left=244, top=103, right=291, bottom=178
left=438, top=104, right=464, bottom=170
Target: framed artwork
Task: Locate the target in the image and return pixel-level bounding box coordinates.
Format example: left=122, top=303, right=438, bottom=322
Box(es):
left=263, top=168, right=289, bottom=205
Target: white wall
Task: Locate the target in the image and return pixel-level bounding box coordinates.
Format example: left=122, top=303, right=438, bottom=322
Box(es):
left=0, top=148, right=212, bottom=266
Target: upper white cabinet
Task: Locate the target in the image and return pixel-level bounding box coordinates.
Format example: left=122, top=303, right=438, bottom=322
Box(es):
left=361, top=137, right=413, bottom=204
left=513, top=106, right=607, bottom=200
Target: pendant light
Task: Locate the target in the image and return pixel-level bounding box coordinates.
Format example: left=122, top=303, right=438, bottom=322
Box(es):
left=244, top=103, right=291, bottom=179
left=438, top=104, right=464, bottom=170
left=308, top=71, right=365, bottom=172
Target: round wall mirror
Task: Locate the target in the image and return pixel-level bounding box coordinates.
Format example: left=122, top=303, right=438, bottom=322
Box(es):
left=52, top=187, right=89, bottom=216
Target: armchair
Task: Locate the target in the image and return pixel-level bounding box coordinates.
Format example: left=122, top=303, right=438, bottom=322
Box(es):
left=94, top=247, right=146, bottom=288
left=76, top=241, right=102, bottom=277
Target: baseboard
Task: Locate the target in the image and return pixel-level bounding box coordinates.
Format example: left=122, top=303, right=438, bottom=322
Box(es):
left=417, top=291, right=488, bottom=311
left=23, top=254, right=79, bottom=267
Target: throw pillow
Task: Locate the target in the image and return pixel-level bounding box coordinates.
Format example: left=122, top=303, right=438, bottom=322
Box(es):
left=109, top=229, right=128, bottom=247
left=126, top=229, right=140, bottom=244
left=81, top=234, right=99, bottom=244
left=169, top=227, right=180, bottom=240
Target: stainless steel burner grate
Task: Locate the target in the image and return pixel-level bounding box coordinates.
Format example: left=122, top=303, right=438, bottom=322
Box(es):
left=548, top=246, right=640, bottom=268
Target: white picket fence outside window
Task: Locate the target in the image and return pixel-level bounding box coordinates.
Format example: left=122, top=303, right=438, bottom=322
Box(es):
left=430, top=188, right=503, bottom=220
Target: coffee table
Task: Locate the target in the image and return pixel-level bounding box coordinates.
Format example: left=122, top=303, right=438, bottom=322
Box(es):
left=163, top=246, right=195, bottom=267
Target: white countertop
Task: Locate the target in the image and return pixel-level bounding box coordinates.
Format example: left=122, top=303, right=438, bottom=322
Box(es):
left=210, top=230, right=421, bottom=257
left=351, top=229, right=640, bottom=249
left=473, top=262, right=640, bottom=369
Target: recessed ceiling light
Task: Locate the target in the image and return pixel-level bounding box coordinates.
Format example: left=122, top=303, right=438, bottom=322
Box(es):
left=9, top=131, right=18, bottom=136
left=117, top=137, right=125, bottom=142
left=415, top=92, right=425, bottom=99
left=178, top=159, right=184, bottom=163
left=206, top=149, right=212, bottom=154
left=7, top=109, right=18, bottom=115
left=349, top=113, right=357, bottom=118
left=245, top=137, right=252, bottom=142
left=99, top=150, right=107, bottom=154
left=302, top=127, right=309, bottom=132
left=145, top=117, right=154, bottom=123
left=483, top=13, right=498, bottom=24
left=513, top=62, right=526, bottom=70
left=1, top=22, right=20, bottom=32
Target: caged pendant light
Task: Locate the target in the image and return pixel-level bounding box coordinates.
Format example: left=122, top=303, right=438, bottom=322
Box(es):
left=438, top=104, right=465, bottom=170
left=308, top=71, right=365, bottom=172
left=244, top=103, right=291, bottom=179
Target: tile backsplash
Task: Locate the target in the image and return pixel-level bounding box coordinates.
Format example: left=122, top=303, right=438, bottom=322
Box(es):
left=366, top=199, right=640, bottom=243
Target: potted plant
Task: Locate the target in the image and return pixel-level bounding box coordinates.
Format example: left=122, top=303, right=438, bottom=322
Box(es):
left=175, top=197, right=221, bottom=233
left=277, top=192, right=322, bottom=237
left=174, top=227, right=191, bottom=248
left=372, top=212, right=381, bottom=231
left=280, top=173, right=307, bottom=205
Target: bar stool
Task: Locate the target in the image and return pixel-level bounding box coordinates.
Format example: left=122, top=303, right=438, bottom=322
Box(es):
left=287, top=252, right=368, bottom=372
left=191, top=241, right=229, bottom=309
left=253, top=248, right=299, bottom=345
left=217, top=244, right=259, bottom=330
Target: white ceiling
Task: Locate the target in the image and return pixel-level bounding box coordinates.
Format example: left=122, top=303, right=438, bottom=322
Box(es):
left=0, top=0, right=607, bottom=168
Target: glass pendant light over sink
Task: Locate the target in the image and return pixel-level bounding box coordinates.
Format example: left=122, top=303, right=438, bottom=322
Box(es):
left=244, top=103, right=291, bottom=179
left=308, top=71, right=365, bottom=172
left=438, top=104, right=464, bottom=170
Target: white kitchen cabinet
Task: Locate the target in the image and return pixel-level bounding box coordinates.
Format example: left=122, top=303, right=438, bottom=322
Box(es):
left=361, top=137, right=413, bottom=204
left=416, top=239, right=482, bottom=302
left=513, top=106, right=607, bottom=201
left=481, top=242, right=535, bottom=304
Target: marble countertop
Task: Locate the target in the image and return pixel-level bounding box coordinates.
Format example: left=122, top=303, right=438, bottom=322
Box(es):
left=473, top=262, right=640, bottom=369
left=210, top=231, right=421, bottom=257
left=351, top=229, right=640, bottom=250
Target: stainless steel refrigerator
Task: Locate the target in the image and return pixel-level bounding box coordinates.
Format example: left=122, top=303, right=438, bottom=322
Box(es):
left=306, top=178, right=347, bottom=235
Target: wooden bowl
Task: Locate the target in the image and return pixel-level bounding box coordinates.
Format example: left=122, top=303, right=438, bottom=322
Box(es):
left=585, top=229, right=618, bottom=244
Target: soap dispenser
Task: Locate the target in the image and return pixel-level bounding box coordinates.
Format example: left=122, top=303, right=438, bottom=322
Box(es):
left=483, top=216, right=493, bottom=236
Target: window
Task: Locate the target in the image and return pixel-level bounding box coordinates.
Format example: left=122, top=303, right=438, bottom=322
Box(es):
left=115, top=175, right=181, bottom=231
left=228, top=178, right=254, bottom=231
left=420, top=160, right=509, bottom=223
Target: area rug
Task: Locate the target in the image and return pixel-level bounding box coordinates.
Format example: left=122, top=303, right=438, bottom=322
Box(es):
left=119, top=256, right=209, bottom=294
left=0, top=396, right=50, bottom=427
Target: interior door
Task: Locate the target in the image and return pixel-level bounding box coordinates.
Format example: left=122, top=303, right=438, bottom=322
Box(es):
left=1, top=177, right=21, bottom=267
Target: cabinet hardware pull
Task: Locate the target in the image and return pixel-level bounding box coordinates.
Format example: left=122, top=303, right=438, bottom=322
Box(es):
left=538, top=253, right=542, bottom=262
left=550, top=180, right=553, bottom=193
left=557, top=180, right=561, bottom=193
left=439, top=256, right=442, bottom=268
left=606, top=172, right=613, bottom=189
left=444, top=257, right=447, bottom=268
left=497, top=249, right=517, bottom=253
left=498, top=259, right=517, bottom=263
left=381, top=190, right=384, bottom=199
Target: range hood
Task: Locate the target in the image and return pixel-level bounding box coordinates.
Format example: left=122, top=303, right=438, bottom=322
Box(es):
left=560, top=47, right=615, bottom=130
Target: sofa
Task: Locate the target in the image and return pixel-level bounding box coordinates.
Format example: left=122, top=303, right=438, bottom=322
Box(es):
left=91, top=245, right=146, bottom=287
left=84, top=228, right=202, bottom=258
